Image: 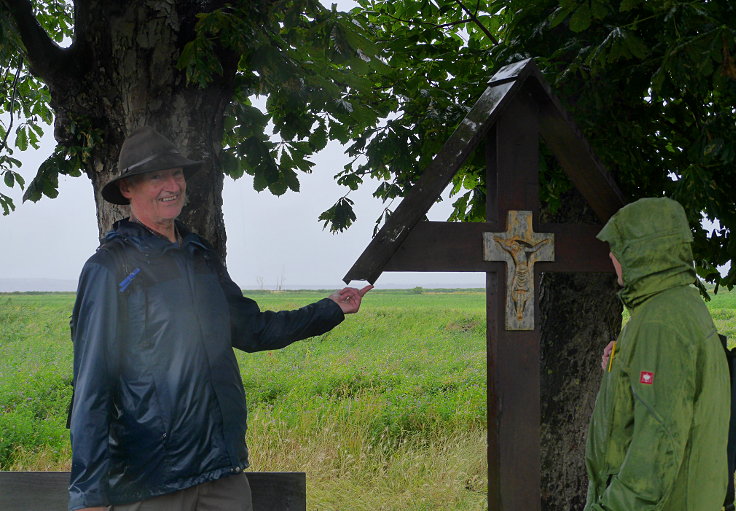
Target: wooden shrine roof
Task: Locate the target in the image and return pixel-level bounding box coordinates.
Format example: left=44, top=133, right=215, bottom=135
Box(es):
left=343, top=58, right=625, bottom=285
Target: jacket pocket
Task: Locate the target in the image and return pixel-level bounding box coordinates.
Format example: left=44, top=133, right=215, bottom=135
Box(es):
left=109, top=374, right=169, bottom=485
left=124, top=287, right=148, bottom=349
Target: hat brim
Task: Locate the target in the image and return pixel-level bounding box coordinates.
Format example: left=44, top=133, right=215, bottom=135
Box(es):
left=101, top=156, right=202, bottom=205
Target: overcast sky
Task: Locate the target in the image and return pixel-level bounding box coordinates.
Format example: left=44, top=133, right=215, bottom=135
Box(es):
left=0, top=110, right=485, bottom=291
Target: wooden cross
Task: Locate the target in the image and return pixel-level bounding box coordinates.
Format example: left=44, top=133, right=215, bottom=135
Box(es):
left=484, top=211, right=554, bottom=330
left=343, top=59, right=625, bottom=510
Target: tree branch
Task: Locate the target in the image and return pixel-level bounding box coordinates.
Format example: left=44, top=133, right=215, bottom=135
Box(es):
left=380, top=10, right=475, bottom=31
left=72, top=0, right=92, bottom=47
left=453, top=0, right=499, bottom=45
left=377, top=3, right=498, bottom=45
left=0, top=0, right=73, bottom=84
left=0, top=58, right=23, bottom=155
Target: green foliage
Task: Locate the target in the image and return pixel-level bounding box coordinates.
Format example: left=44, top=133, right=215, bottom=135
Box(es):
left=0, top=0, right=68, bottom=213
left=179, top=0, right=391, bottom=201
left=2, top=0, right=736, bottom=291
left=0, top=294, right=75, bottom=468
left=1, top=0, right=391, bottom=217
left=234, top=288, right=487, bottom=438
left=0, top=371, right=70, bottom=466
left=338, top=0, right=736, bottom=289
left=318, top=195, right=356, bottom=231
left=22, top=118, right=95, bottom=202
left=486, top=0, right=736, bottom=288
left=333, top=0, right=497, bottom=225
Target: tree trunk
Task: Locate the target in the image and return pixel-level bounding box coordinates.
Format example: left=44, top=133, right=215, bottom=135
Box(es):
left=539, top=191, right=623, bottom=509
left=32, top=0, right=236, bottom=258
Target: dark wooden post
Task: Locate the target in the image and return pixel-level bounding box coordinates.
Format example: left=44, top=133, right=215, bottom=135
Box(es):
left=486, top=93, right=545, bottom=509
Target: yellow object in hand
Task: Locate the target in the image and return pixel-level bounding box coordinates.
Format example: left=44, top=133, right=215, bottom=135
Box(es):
left=607, top=341, right=617, bottom=372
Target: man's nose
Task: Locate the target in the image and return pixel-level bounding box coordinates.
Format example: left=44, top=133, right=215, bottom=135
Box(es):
left=163, top=174, right=184, bottom=189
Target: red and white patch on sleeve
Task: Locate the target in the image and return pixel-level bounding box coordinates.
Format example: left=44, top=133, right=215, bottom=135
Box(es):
left=639, top=371, right=654, bottom=385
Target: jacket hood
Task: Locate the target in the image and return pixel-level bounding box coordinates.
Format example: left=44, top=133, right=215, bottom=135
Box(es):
left=596, top=197, right=695, bottom=308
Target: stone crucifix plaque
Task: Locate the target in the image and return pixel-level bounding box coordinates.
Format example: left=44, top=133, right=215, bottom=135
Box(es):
left=484, top=211, right=554, bottom=330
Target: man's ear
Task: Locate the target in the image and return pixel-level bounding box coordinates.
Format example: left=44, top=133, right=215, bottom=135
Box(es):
left=118, top=178, right=132, bottom=200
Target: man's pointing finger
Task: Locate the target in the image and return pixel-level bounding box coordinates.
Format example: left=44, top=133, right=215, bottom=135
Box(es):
left=358, top=285, right=374, bottom=297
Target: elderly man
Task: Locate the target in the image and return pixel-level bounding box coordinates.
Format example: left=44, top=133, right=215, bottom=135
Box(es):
left=585, top=197, right=729, bottom=510
left=68, top=126, right=371, bottom=511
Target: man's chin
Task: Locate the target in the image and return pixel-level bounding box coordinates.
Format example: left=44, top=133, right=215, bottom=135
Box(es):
left=159, top=203, right=184, bottom=218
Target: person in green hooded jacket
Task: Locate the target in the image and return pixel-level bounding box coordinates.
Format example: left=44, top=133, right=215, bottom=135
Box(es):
left=584, top=197, right=730, bottom=510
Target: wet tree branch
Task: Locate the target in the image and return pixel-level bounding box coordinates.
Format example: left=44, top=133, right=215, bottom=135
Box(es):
left=0, top=0, right=74, bottom=85
left=453, top=0, right=498, bottom=45
left=0, top=59, right=22, bottom=155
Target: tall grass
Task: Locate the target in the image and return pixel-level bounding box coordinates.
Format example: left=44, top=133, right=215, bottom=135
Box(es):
left=0, top=290, right=488, bottom=510
left=0, top=294, right=73, bottom=471
left=6, top=286, right=734, bottom=509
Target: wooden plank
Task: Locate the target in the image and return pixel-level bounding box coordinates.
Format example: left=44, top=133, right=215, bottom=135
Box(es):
left=487, top=269, right=545, bottom=510
left=343, top=61, right=542, bottom=285
left=527, top=79, right=626, bottom=222
left=248, top=472, right=306, bottom=511
left=486, top=96, right=542, bottom=511
left=540, top=223, right=612, bottom=272
left=0, top=471, right=306, bottom=511
left=492, top=91, right=542, bottom=217
left=0, top=471, right=68, bottom=511
left=379, top=224, right=611, bottom=275
left=381, top=221, right=495, bottom=272
left=486, top=270, right=502, bottom=507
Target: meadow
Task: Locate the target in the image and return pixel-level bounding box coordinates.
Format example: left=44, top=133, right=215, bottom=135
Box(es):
left=3, top=286, right=736, bottom=510
left=0, top=289, right=488, bottom=510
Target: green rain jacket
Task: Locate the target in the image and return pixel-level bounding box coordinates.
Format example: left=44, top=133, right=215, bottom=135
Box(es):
left=584, top=197, right=730, bottom=511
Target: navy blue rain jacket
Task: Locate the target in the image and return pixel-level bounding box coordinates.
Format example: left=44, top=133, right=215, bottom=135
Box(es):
left=68, top=220, right=344, bottom=510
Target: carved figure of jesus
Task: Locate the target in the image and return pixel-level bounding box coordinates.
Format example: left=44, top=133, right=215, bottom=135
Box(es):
left=493, top=236, right=550, bottom=321
left=484, top=210, right=554, bottom=330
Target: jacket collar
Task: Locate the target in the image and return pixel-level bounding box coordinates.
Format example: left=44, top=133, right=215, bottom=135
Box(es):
left=103, top=218, right=209, bottom=255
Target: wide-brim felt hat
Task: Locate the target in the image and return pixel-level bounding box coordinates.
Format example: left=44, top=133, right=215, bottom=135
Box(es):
left=101, top=126, right=203, bottom=205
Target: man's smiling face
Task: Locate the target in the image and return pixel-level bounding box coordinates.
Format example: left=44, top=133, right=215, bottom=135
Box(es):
left=119, top=167, right=186, bottom=227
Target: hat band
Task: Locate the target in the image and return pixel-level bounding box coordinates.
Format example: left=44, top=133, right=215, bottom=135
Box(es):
left=123, top=148, right=182, bottom=174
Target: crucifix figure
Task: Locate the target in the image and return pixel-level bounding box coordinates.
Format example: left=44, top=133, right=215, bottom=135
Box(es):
left=343, top=59, right=625, bottom=510
left=484, top=210, right=554, bottom=330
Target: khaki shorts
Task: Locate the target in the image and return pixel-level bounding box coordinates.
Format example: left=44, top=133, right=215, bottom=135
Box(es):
left=110, top=473, right=252, bottom=511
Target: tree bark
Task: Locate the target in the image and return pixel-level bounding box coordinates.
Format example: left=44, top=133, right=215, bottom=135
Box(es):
left=79, top=1, right=236, bottom=257
left=9, top=0, right=236, bottom=258
left=539, top=190, right=623, bottom=510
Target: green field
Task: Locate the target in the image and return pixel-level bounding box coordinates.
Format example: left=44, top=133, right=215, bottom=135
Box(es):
left=0, top=289, right=488, bottom=510
left=4, top=286, right=736, bottom=510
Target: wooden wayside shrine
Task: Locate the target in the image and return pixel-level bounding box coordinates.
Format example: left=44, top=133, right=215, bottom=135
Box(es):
left=343, top=58, right=626, bottom=510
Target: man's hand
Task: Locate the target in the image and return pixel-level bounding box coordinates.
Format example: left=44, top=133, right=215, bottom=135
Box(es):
left=329, top=285, right=373, bottom=314
left=601, top=340, right=615, bottom=371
